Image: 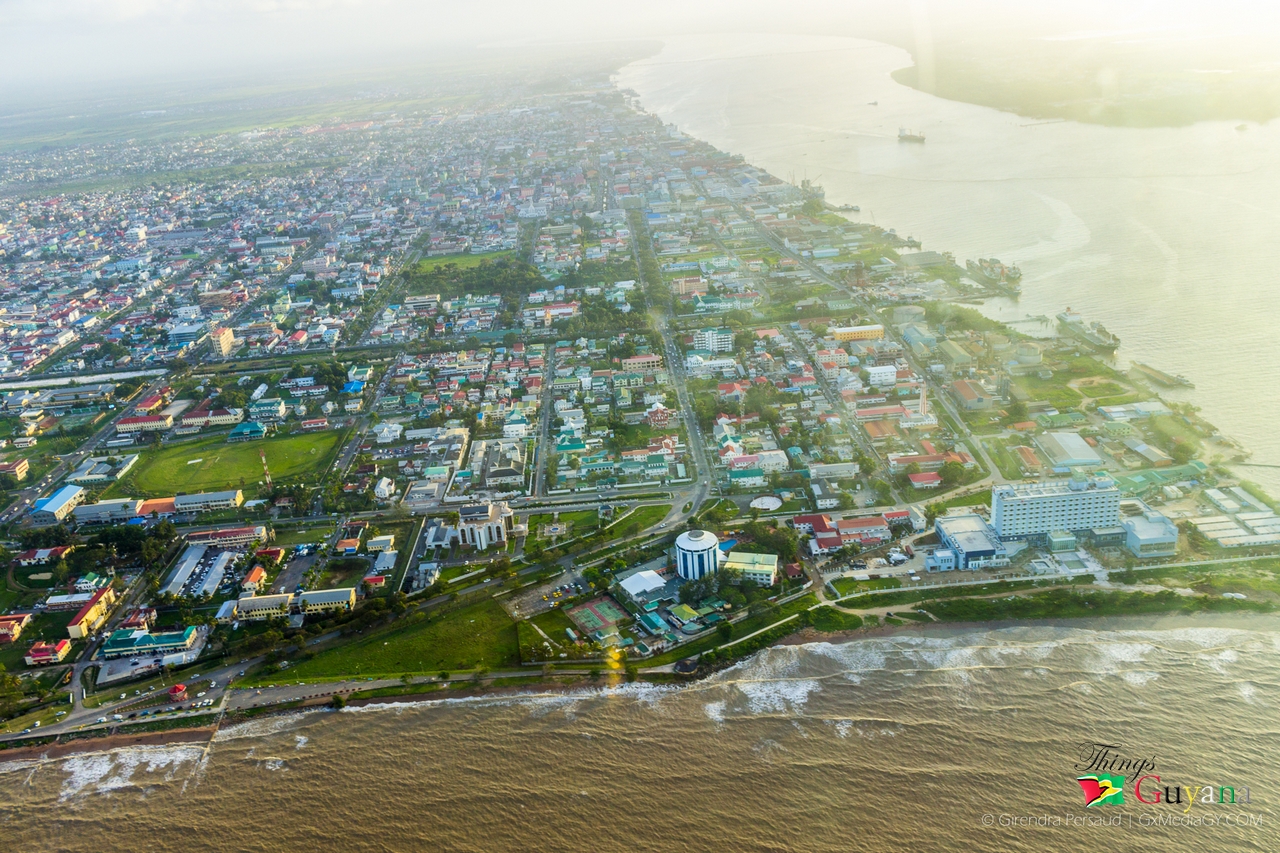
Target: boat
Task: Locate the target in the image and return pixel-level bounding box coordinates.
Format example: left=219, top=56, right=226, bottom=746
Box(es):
left=898, top=127, right=925, bottom=143
left=1130, top=361, right=1194, bottom=389
left=869, top=101, right=878, bottom=106
left=1057, top=308, right=1120, bottom=352
left=837, top=204, right=861, bottom=212
left=965, top=258, right=1022, bottom=296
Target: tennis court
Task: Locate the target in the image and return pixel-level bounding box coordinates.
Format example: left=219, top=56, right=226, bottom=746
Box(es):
left=567, top=596, right=630, bottom=632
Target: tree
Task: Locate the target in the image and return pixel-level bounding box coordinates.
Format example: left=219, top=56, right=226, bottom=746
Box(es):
left=330, top=693, right=346, bottom=709
left=800, top=198, right=824, bottom=217
left=716, top=622, right=734, bottom=641
left=938, top=461, right=966, bottom=486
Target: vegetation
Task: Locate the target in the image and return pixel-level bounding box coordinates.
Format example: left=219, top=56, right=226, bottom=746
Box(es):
left=117, top=431, right=344, bottom=497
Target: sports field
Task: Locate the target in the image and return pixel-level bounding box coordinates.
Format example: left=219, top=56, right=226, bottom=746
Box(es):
left=118, top=431, right=345, bottom=496
left=566, top=596, right=630, bottom=633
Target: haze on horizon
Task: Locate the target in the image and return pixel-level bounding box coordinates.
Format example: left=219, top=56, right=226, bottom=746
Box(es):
left=3, top=0, right=1280, bottom=108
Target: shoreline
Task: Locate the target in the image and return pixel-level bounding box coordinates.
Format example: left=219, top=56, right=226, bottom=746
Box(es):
left=8, top=610, right=1277, bottom=762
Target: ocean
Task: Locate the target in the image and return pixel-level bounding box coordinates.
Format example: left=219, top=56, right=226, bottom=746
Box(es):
left=617, top=33, right=1280, bottom=494
left=2, top=620, right=1276, bottom=850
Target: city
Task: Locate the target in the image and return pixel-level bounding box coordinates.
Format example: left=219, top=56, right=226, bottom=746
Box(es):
left=0, top=81, right=1272, bottom=749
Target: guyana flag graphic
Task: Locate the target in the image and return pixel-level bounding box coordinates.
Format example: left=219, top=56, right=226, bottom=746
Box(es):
left=1077, top=774, right=1125, bottom=807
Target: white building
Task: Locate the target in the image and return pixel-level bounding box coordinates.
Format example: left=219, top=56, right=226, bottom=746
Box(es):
left=692, top=327, right=734, bottom=353
left=865, top=364, right=898, bottom=388
left=675, top=529, right=721, bottom=581
left=991, top=477, right=1121, bottom=541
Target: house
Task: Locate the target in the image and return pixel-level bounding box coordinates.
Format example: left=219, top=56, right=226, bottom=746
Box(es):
left=336, top=538, right=361, bottom=555
left=241, top=565, right=268, bottom=593
left=374, top=477, right=396, bottom=500
left=0, top=612, right=33, bottom=643
left=14, top=545, right=76, bottom=566
left=366, top=534, right=396, bottom=552
left=907, top=471, right=943, bottom=489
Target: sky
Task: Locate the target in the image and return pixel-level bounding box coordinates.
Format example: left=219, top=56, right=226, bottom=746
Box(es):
left=2, top=0, right=1279, bottom=105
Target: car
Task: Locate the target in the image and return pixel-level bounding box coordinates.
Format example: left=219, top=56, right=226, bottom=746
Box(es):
left=238, top=670, right=245, bottom=677
left=97, top=717, right=108, bottom=724
left=196, top=691, right=207, bottom=698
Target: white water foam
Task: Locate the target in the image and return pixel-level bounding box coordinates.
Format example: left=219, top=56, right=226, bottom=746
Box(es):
left=58, top=745, right=203, bottom=801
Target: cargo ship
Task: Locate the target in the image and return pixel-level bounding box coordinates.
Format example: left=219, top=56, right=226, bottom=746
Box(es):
left=898, top=127, right=925, bottom=143
left=1130, top=361, right=1194, bottom=389
left=965, top=258, right=1022, bottom=295
left=1057, top=308, right=1120, bottom=351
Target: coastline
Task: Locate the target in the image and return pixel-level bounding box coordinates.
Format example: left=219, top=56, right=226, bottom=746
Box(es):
left=9, top=610, right=1278, bottom=763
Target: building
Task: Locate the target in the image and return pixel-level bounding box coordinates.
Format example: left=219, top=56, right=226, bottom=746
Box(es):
left=210, top=326, right=237, bottom=357
left=228, top=421, right=268, bottom=442
left=1036, top=431, right=1103, bottom=469
left=115, top=414, right=174, bottom=434
left=68, top=586, right=118, bottom=639
left=0, top=612, right=32, bottom=643
left=25, top=639, right=72, bottom=666
left=30, top=485, right=86, bottom=525
left=675, top=529, right=720, bottom=581
left=456, top=501, right=515, bottom=550
left=928, top=514, right=1009, bottom=571
left=0, top=458, right=30, bottom=482
left=73, top=498, right=143, bottom=525
left=297, top=588, right=356, bottom=615
left=174, top=490, right=244, bottom=513
left=693, top=327, right=734, bottom=353
left=100, top=626, right=198, bottom=659
left=722, top=551, right=779, bottom=586
left=185, top=525, right=267, bottom=548
left=1122, top=506, right=1180, bottom=558
left=231, top=593, right=294, bottom=621
left=66, top=454, right=139, bottom=484
left=367, top=534, right=396, bottom=552
left=951, top=379, right=993, bottom=411
left=829, top=324, right=884, bottom=342
left=991, top=477, right=1121, bottom=542
left=248, top=398, right=287, bottom=421
left=14, top=545, right=76, bottom=566
left=241, top=565, right=268, bottom=593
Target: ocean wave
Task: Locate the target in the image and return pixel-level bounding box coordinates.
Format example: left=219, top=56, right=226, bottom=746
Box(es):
left=58, top=744, right=203, bottom=801
left=213, top=711, right=321, bottom=742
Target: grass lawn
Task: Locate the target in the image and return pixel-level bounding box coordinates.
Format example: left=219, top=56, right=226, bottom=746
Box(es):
left=810, top=607, right=864, bottom=632
left=607, top=504, right=671, bottom=537
left=527, top=509, right=601, bottom=543
left=517, top=608, right=580, bottom=661
left=831, top=576, right=902, bottom=597
left=0, top=611, right=77, bottom=672
left=415, top=252, right=511, bottom=273
left=321, top=557, right=370, bottom=588
left=271, top=525, right=334, bottom=548
left=925, top=488, right=991, bottom=513
left=1014, top=375, right=1083, bottom=409
left=115, top=431, right=345, bottom=497
left=259, top=598, right=519, bottom=681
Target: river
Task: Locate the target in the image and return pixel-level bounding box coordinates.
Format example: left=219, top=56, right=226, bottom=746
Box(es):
left=617, top=33, right=1280, bottom=493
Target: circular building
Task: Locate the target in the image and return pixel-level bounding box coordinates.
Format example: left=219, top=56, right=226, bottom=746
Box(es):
left=675, top=529, right=721, bottom=581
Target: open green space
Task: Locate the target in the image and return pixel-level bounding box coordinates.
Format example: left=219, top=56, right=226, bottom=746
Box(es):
left=517, top=608, right=582, bottom=661
left=0, top=610, right=77, bottom=672
left=416, top=252, right=512, bottom=272
left=809, top=607, right=864, bottom=632
left=252, top=598, right=519, bottom=682
left=110, top=430, right=345, bottom=497
left=270, top=525, right=334, bottom=548
left=831, top=576, right=902, bottom=598
left=925, top=488, right=992, bottom=515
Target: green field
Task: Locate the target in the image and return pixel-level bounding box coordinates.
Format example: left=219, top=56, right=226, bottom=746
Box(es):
left=256, top=599, right=519, bottom=682
left=115, top=431, right=345, bottom=497
left=416, top=252, right=512, bottom=272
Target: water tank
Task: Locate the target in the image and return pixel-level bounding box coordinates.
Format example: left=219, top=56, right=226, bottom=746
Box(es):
left=674, top=529, right=721, bottom=581
left=987, top=333, right=1011, bottom=354
left=893, top=305, right=926, bottom=325
left=1015, top=342, right=1043, bottom=365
